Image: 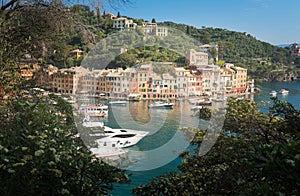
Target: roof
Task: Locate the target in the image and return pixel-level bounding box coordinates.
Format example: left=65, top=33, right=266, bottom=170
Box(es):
left=175, top=67, right=188, bottom=72
left=70, top=49, right=84, bottom=53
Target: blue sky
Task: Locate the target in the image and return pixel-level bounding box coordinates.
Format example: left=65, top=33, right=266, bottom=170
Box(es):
left=108, top=0, right=300, bottom=45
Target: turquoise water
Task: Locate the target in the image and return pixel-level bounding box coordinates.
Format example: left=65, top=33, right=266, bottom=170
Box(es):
left=109, top=81, right=300, bottom=196
left=254, top=81, right=300, bottom=111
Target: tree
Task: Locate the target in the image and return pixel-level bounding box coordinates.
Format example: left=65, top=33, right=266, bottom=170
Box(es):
left=0, top=95, right=129, bottom=195
left=0, top=0, right=129, bottom=96
left=0, top=0, right=131, bottom=194
left=209, top=47, right=218, bottom=64
left=117, top=11, right=121, bottom=17
left=133, top=98, right=300, bottom=195
left=186, top=25, right=191, bottom=35
left=200, top=30, right=211, bottom=44
left=151, top=18, right=156, bottom=23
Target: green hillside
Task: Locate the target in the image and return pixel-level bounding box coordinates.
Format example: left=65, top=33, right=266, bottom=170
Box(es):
left=159, top=21, right=300, bottom=80
left=36, top=5, right=299, bottom=80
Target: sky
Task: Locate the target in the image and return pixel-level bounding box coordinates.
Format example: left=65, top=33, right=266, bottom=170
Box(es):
left=108, top=0, right=300, bottom=45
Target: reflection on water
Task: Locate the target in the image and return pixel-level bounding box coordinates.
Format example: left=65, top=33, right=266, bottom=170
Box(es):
left=107, top=100, right=201, bottom=170
left=128, top=102, right=151, bottom=124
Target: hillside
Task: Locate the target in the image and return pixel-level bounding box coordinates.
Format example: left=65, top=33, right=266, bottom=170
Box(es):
left=38, top=5, right=300, bottom=80
left=159, top=21, right=300, bottom=80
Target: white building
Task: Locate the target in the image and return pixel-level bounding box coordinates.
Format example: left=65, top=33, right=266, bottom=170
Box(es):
left=142, top=22, right=168, bottom=37
left=113, top=17, right=137, bottom=30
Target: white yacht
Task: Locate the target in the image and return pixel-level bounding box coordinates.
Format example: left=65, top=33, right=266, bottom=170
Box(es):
left=279, top=89, right=289, bottom=95
left=91, top=127, right=149, bottom=148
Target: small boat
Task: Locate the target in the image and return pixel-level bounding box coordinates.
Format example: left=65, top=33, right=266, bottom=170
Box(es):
left=196, top=98, right=212, bottom=106
left=211, top=97, right=227, bottom=102
left=89, top=146, right=127, bottom=160
left=236, top=97, right=244, bottom=101
left=78, top=104, right=108, bottom=117
left=127, top=94, right=141, bottom=101
left=82, top=115, right=104, bottom=127
left=269, top=90, right=277, bottom=96
left=188, top=98, right=205, bottom=104
left=148, top=101, right=174, bottom=109
left=279, top=89, right=289, bottom=95
left=191, top=105, right=202, bottom=111
left=108, top=100, right=127, bottom=105
left=82, top=121, right=104, bottom=127
left=196, top=101, right=212, bottom=106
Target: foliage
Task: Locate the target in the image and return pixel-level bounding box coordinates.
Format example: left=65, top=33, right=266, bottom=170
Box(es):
left=107, top=46, right=185, bottom=69
left=133, top=98, right=300, bottom=195
left=0, top=1, right=130, bottom=195
left=0, top=95, right=129, bottom=195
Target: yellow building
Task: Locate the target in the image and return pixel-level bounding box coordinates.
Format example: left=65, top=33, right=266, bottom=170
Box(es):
left=35, top=64, right=58, bottom=90
left=53, top=66, right=89, bottom=95
left=137, top=64, right=153, bottom=99
left=69, top=49, right=84, bottom=60
left=19, top=58, right=40, bottom=81
left=223, top=63, right=247, bottom=93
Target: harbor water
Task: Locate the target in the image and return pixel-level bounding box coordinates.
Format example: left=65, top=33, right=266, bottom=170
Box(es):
left=107, top=81, right=300, bottom=195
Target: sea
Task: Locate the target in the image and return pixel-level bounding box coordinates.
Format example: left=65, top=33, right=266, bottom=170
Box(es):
left=106, top=81, right=300, bottom=196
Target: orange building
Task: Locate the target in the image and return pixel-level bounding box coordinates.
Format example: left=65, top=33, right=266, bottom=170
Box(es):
left=53, top=66, right=89, bottom=95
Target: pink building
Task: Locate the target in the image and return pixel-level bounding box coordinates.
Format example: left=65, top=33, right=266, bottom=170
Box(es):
left=121, top=68, right=138, bottom=95
left=175, top=67, right=189, bottom=97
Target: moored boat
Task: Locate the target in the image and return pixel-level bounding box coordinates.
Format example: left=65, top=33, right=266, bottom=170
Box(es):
left=279, top=89, right=289, bottom=95
left=78, top=104, right=108, bottom=117
left=269, top=90, right=277, bottom=96
left=191, top=105, right=202, bottom=111
left=148, top=101, right=174, bottom=109
left=82, top=115, right=105, bottom=127
left=127, top=94, right=141, bottom=101
left=91, top=127, right=149, bottom=148
left=108, top=100, right=127, bottom=105
left=89, top=146, right=127, bottom=160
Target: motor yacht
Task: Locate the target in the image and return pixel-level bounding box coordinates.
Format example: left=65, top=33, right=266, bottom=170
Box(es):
left=91, top=127, right=149, bottom=148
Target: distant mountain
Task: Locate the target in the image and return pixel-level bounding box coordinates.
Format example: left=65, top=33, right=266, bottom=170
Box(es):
left=277, top=44, right=289, bottom=48
left=277, top=43, right=299, bottom=48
